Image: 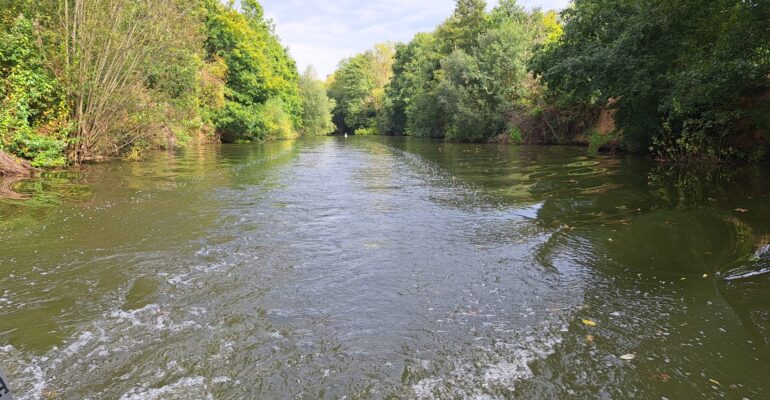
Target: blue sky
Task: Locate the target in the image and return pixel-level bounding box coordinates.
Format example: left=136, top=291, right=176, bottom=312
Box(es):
left=260, top=0, right=571, bottom=78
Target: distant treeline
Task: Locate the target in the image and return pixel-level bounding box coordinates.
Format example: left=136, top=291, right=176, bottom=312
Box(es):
left=329, top=0, right=770, bottom=163
left=0, top=0, right=335, bottom=168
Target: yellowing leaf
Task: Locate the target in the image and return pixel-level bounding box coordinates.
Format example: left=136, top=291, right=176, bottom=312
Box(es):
left=582, top=319, right=597, bottom=327
left=709, top=379, right=721, bottom=386
left=586, top=335, right=595, bottom=343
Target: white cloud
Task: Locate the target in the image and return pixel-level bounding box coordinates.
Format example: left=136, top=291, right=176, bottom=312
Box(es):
left=260, top=0, right=571, bottom=77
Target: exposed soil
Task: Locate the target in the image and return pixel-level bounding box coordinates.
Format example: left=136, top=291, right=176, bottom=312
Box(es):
left=0, top=150, right=34, bottom=177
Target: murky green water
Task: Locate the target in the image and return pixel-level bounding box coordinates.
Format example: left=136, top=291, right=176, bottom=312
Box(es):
left=1, top=137, right=769, bottom=399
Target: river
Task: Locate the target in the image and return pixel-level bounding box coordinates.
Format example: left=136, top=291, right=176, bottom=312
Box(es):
left=1, top=136, right=769, bottom=399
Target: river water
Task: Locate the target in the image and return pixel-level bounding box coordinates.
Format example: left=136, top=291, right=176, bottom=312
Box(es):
left=1, top=137, right=769, bottom=399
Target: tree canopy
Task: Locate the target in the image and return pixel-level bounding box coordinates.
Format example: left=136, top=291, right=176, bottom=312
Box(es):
left=532, top=0, right=770, bottom=158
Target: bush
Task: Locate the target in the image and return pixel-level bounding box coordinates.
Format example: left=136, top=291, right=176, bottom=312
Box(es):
left=216, top=98, right=297, bottom=142
left=257, top=98, right=296, bottom=140
left=215, top=101, right=262, bottom=142
left=0, top=15, right=69, bottom=167
left=509, top=127, right=523, bottom=144
left=8, top=130, right=68, bottom=168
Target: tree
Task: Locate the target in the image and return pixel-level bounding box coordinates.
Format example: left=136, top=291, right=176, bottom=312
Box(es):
left=436, top=0, right=489, bottom=53
left=0, top=14, right=67, bottom=167
left=203, top=0, right=301, bottom=142
left=382, top=0, right=561, bottom=141
left=42, top=0, right=204, bottom=161
left=299, top=67, right=335, bottom=136
left=328, top=43, right=395, bottom=135
left=531, top=0, right=770, bottom=157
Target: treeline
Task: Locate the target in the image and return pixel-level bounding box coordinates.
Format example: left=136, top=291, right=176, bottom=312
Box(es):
left=0, top=0, right=335, bottom=169
left=330, top=0, right=770, bottom=162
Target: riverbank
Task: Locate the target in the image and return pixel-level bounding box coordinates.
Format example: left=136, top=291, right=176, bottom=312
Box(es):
left=0, top=151, right=33, bottom=177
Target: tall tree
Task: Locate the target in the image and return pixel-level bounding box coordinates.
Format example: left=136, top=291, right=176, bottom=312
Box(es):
left=299, top=67, right=335, bottom=136
left=328, top=43, right=395, bottom=135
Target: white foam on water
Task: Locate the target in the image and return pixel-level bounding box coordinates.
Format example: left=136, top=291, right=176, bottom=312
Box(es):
left=212, top=376, right=231, bottom=384
left=0, top=345, right=47, bottom=400
left=110, top=303, right=201, bottom=333
left=6, top=302, right=206, bottom=399
left=119, top=376, right=213, bottom=400
left=412, top=321, right=567, bottom=400
left=166, top=263, right=228, bottom=287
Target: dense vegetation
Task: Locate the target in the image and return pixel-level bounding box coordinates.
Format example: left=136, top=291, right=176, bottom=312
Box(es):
left=0, top=0, right=335, bottom=170
left=329, top=0, right=569, bottom=142
left=327, top=43, right=395, bottom=136
left=532, top=0, right=770, bottom=161
left=3, top=0, right=769, bottom=169
left=329, top=0, right=770, bottom=162
left=299, top=67, right=336, bottom=136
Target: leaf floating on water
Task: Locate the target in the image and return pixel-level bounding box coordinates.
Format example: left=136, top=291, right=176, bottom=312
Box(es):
left=709, top=379, right=721, bottom=386
left=734, top=208, right=749, bottom=213
left=586, top=334, right=595, bottom=343
left=652, top=372, right=671, bottom=382
left=702, top=274, right=709, bottom=279
left=620, top=354, right=636, bottom=361
left=582, top=319, right=597, bottom=327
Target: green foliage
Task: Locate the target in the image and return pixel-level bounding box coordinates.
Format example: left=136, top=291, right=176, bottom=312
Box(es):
left=532, top=0, right=770, bottom=159
left=354, top=126, right=378, bottom=136
left=7, top=130, right=67, bottom=167
left=509, top=127, right=523, bottom=144
left=299, top=67, right=335, bottom=136
left=435, top=0, right=489, bottom=53
left=203, top=0, right=301, bottom=142
left=0, top=0, right=304, bottom=167
left=256, top=98, right=296, bottom=140
left=215, top=97, right=295, bottom=142
left=587, top=129, right=622, bottom=154
left=0, top=14, right=68, bottom=167
left=385, top=33, right=444, bottom=137
left=379, top=0, right=559, bottom=142
left=328, top=43, right=394, bottom=135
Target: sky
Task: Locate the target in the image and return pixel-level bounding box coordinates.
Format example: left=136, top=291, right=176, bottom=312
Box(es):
left=260, top=0, right=572, bottom=78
